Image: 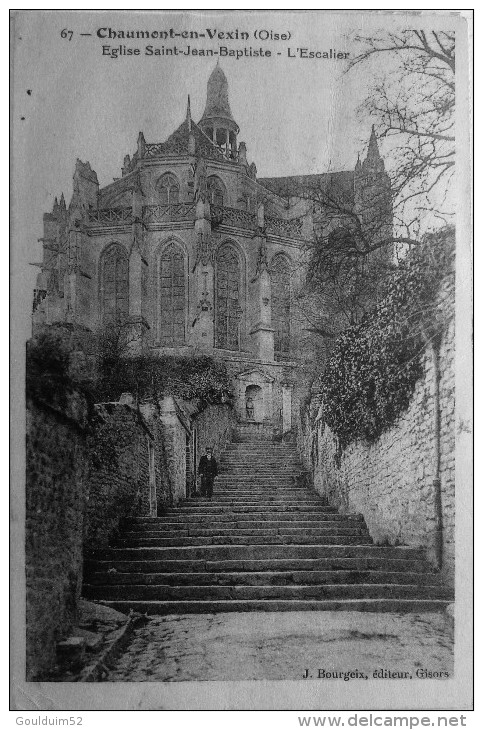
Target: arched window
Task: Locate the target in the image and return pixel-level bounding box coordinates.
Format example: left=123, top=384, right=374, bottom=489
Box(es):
left=158, top=173, right=180, bottom=205
left=207, top=176, right=226, bottom=207
left=215, top=245, right=241, bottom=350
left=100, top=244, right=129, bottom=325
left=271, top=255, right=291, bottom=360
left=159, top=242, right=186, bottom=346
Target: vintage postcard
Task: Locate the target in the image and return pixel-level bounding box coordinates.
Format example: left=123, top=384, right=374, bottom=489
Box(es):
left=11, top=9, right=472, bottom=712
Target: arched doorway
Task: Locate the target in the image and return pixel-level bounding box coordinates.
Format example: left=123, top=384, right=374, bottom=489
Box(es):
left=245, top=384, right=264, bottom=422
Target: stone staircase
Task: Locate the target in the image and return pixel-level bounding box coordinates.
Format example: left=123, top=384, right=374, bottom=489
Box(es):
left=83, top=438, right=453, bottom=614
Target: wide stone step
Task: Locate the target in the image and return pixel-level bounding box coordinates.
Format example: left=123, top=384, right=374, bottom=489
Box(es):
left=217, top=479, right=302, bottom=483
left=123, top=520, right=367, bottom=538
left=217, top=472, right=300, bottom=476
left=210, top=490, right=317, bottom=496
left=128, top=514, right=364, bottom=525
left=181, top=499, right=327, bottom=507
left=96, top=598, right=452, bottom=614
left=226, top=442, right=295, bottom=445
left=220, top=456, right=301, bottom=461
left=214, top=481, right=302, bottom=486
left=163, top=506, right=340, bottom=515
left=113, top=535, right=374, bottom=547
left=91, top=544, right=425, bottom=561
left=85, top=556, right=433, bottom=574
left=211, top=493, right=317, bottom=499
left=219, top=465, right=301, bottom=470
left=219, top=463, right=301, bottom=468
left=86, top=569, right=442, bottom=587
left=214, top=481, right=307, bottom=485
left=123, top=521, right=365, bottom=535
left=219, top=462, right=301, bottom=466
left=86, top=583, right=450, bottom=601
left=122, top=527, right=369, bottom=539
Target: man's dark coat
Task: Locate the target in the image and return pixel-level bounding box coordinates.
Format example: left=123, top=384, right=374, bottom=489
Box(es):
left=198, top=455, right=218, bottom=480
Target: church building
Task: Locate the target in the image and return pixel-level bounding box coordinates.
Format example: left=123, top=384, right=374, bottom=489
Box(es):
left=32, top=64, right=390, bottom=438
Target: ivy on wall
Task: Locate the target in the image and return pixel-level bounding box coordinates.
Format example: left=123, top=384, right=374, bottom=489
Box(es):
left=316, top=227, right=455, bottom=449
left=27, top=329, right=232, bottom=408
left=97, top=354, right=232, bottom=406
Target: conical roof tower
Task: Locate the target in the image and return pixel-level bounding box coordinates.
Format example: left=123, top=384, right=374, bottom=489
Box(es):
left=198, top=64, right=239, bottom=152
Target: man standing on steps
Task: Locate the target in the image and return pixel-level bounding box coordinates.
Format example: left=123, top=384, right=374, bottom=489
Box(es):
left=198, top=447, right=218, bottom=499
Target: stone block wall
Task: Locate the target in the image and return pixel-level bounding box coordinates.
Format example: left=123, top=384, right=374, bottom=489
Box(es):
left=158, top=397, right=190, bottom=504
left=193, top=403, right=235, bottom=462
left=26, top=392, right=172, bottom=679
left=26, top=392, right=88, bottom=681
left=159, top=398, right=236, bottom=502
left=298, top=278, right=455, bottom=587
left=84, top=401, right=171, bottom=550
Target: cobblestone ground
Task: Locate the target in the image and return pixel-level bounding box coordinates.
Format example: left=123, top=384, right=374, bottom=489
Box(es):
left=106, top=611, right=453, bottom=682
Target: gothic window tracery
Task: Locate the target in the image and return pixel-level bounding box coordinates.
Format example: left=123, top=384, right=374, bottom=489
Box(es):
left=207, top=176, right=226, bottom=207
left=100, top=244, right=129, bottom=325
left=271, top=255, right=291, bottom=361
left=159, top=242, right=186, bottom=346
left=215, top=244, right=241, bottom=351
left=158, top=173, right=180, bottom=205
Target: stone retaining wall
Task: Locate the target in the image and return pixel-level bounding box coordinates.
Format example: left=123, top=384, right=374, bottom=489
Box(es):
left=84, top=401, right=172, bottom=550
left=26, top=393, right=172, bottom=679
left=159, top=398, right=236, bottom=501
left=26, top=392, right=88, bottom=681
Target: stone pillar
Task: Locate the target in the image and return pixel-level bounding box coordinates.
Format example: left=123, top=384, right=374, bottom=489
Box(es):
left=158, top=396, right=188, bottom=503
left=281, top=383, right=293, bottom=433
left=66, top=224, right=83, bottom=324
left=250, top=224, right=274, bottom=361
left=191, top=199, right=215, bottom=351
left=250, top=267, right=274, bottom=362
left=127, top=183, right=148, bottom=354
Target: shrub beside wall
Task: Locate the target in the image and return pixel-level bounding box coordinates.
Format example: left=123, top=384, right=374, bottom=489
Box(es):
left=298, top=276, right=455, bottom=586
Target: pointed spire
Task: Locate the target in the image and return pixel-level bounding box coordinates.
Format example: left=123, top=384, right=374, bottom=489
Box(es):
left=60, top=193, right=66, bottom=209
left=122, top=154, right=131, bottom=176
left=186, top=95, right=192, bottom=131
left=367, top=125, right=381, bottom=160
left=355, top=152, right=362, bottom=172
left=137, top=131, right=146, bottom=158
left=360, top=125, right=385, bottom=172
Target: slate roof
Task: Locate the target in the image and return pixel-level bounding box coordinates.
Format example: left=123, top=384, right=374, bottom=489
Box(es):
left=258, top=171, right=355, bottom=204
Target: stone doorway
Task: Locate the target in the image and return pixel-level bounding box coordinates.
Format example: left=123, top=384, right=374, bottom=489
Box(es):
left=245, top=384, right=263, bottom=422
left=236, top=369, right=275, bottom=426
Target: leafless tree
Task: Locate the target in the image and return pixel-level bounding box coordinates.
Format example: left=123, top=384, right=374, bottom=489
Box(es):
left=348, top=30, right=455, bottom=229
left=281, top=30, right=456, bottom=338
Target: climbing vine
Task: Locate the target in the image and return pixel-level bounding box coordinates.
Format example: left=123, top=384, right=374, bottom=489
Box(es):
left=97, top=353, right=232, bottom=406
left=317, top=227, right=455, bottom=449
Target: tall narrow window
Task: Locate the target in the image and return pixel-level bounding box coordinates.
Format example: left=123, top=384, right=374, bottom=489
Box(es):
left=271, top=255, right=291, bottom=360
left=215, top=245, right=241, bottom=350
left=159, top=243, right=185, bottom=346
left=158, top=173, right=180, bottom=205
left=207, top=176, right=225, bottom=207
left=100, top=244, right=129, bottom=325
